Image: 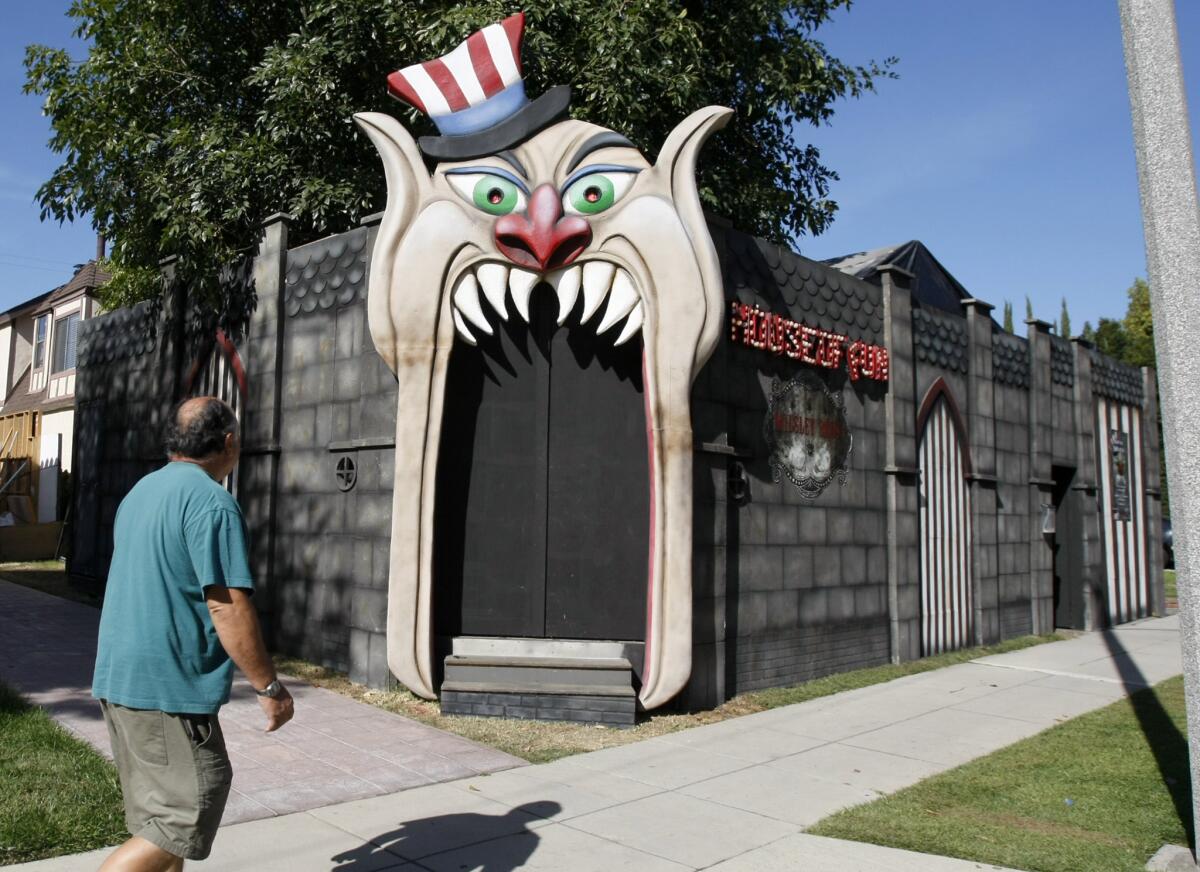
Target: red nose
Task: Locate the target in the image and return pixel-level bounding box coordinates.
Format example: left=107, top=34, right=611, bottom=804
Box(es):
left=495, top=184, right=592, bottom=271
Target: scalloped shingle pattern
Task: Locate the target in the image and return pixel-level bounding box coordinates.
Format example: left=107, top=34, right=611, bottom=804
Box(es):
left=77, top=301, right=157, bottom=366
left=992, top=331, right=1030, bottom=389
left=1050, top=339, right=1075, bottom=387
left=912, top=307, right=968, bottom=374
left=719, top=229, right=884, bottom=343
left=1091, top=351, right=1144, bottom=405
left=284, top=226, right=371, bottom=317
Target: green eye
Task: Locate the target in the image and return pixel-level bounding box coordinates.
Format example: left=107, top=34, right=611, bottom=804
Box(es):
left=566, top=175, right=615, bottom=214
left=472, top=176, right=521, bottom=215
left=562, top=170, right=637, bottom=216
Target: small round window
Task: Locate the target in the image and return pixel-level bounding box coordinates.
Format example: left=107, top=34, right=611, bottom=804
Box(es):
left=336, top=456, right=357, bottom=492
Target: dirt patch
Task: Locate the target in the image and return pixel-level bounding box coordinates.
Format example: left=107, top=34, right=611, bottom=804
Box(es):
left=932, top=806, right=1131, bottom=849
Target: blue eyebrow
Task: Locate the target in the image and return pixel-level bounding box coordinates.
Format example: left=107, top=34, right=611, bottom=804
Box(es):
left=562, top=164, right=642, bottom=190
left=442, top=166, right=530, bottom=194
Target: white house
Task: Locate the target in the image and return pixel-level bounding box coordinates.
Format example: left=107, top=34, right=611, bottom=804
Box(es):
left=0, top=260, right=107, bottom=548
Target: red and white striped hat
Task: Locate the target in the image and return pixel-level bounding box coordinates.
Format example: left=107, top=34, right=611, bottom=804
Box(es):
left=387, top=13, right=571, bottom=160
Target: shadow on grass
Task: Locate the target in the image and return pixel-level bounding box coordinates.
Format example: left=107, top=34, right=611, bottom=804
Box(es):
left=1101, top=628, right=1194, bottom=850
left=0, top=678, right=32, bottom=713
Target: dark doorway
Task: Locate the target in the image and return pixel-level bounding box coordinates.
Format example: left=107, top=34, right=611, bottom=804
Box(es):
left=434, top=284, right=649, bottom=642
left=1052, top=465, right=1085, bottom=629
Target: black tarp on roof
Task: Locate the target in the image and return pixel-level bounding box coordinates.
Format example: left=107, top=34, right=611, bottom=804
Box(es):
left=823, top=241, right=973, bottom=315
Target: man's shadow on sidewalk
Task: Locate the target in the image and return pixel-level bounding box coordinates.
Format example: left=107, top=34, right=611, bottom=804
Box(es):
left=1101, top=629, right=1194, bottom=849
left=330, top=801, right=562, bottom=871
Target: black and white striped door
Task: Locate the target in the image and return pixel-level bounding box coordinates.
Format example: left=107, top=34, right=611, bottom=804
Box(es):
left=1095, top=398, right=1149, bottom=624
left=186, top=330, right=247, bottom=495
left=918, top=395, right=973, bottom=655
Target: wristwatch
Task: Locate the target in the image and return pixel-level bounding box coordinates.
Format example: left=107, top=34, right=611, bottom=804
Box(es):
left=255, top=679, right=283, bottom=699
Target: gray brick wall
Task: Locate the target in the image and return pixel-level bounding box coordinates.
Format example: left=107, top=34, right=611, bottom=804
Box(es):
left=71, top=219, right=1164, bottom=719
left=272, top=266, right=397, bottom=684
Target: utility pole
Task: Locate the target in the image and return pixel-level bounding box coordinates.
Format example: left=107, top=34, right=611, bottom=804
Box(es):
left=1118, top=0, right=1200, bottom=856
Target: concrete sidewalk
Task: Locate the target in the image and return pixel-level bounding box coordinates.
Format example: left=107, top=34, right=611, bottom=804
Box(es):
left=0, top=580, right=523, bottom=824
left=9, top=610, right=1182, bottom=871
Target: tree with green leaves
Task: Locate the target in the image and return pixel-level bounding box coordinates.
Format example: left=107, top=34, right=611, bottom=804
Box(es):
left=1025, top=295, right=1034, bottom=322
left=1122, top=278, right=1155, bottom=367
left=1060, top=296, right=1071, bottom=339
left=1003, top=300, right=1014, bottom=333
left=1088, top=279, right=1154, bottom=366
left=25, top=0, right=895, bottom=327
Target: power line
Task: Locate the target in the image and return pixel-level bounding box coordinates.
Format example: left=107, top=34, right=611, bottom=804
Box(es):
left=0, top=259, right=71, bottom=274
left=0, top=251, right=78, bottom=267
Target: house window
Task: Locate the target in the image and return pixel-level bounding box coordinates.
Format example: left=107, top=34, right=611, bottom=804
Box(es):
left=33, top=315, right=48, bottom=370
left=51, top=311, right=81, bottom=373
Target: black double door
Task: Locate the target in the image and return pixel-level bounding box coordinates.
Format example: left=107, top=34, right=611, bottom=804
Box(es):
left=434, top=285, right=648, bottom=641
left=1052, top=465, right=1085, bottom=628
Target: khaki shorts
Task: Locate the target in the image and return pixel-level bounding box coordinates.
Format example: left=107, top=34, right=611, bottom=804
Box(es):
left=101, top=701, right=233, bottom=860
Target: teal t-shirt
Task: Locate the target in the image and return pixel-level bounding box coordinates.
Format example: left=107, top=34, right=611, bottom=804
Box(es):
left=92, top=461, right=254, bottom=714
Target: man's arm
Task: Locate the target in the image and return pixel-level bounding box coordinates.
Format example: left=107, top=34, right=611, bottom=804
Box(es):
left=205, top=586, right=294, bottom=732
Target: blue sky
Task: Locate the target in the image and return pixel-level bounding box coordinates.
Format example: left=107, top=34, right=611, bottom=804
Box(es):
left=799, top=0, right=1199, bottom=330
left=0, top=2, right=1196, bottom=331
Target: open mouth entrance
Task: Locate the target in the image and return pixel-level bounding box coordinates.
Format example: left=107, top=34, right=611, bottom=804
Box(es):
left=433, top=281, right=649, bottom=649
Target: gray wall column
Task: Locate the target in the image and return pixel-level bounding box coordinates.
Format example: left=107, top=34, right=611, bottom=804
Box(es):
left=1071, top=341, right=1104, bottom=630
left=1026, top=319, right=1055, bottom=634
left=963, top=299, right=999, bottom=644
left=155, top=256, right=184, bottom=409
left=242, top=214, right=291, bottom=637
left=879, top=265, right=919, bottom=663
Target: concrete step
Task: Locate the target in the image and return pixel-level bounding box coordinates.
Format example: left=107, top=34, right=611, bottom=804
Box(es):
left=440, top=654, right=638, bottom=726
left=443, top=655, right=635, bottom=692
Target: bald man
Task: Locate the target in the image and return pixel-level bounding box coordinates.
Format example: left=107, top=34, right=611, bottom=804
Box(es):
left=92, top=397, right=293, bottom=872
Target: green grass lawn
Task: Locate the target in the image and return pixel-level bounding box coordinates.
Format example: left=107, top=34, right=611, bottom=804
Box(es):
left=810, top=676, right=1190, bottom=872
left=0, top=561, right=100, bottom=609
left=0, top=682, right=125, bottom=866
left=1165, top=569, right=1177, bottom=603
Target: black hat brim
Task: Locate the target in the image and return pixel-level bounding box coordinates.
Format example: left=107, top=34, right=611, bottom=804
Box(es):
left=419, top=85, right=572, bottom=161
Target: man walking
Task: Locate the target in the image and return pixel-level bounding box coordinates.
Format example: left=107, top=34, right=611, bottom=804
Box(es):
left=92, top=396, right=294, bottom=871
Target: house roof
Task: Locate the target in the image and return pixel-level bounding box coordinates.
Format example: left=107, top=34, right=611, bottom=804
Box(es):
left=0, top=260, right=108, bottom=417
left=0, top=261, right=109, bottom=326
left=0, top=366, right=37, bottom=416
left=823, top=240, right=973, bottom=315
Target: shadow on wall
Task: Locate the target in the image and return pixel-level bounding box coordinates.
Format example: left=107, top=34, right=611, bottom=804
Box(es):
left=1100, top=628, right=1194, bottom=849
left=329, top=801, right=562, bottom=871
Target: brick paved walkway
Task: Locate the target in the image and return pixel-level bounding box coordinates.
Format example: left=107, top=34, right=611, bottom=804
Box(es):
left=0, top=579, right=524, bottom=824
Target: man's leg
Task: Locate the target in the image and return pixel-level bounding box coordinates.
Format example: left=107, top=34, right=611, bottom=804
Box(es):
left=99, top=705, right=232, bottom=867
left=97, top=836, right=184, bottom=872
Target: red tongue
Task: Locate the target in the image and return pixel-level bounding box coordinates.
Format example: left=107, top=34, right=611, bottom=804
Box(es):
left=495, top=184, right=592, bottom=271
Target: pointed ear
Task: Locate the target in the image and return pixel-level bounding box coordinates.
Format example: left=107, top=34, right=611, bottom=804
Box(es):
left=650, top=106, right=733, bottom=376
left=651, top=106, right=733, bottom=201
left=354, top=112, right=432, bottom=372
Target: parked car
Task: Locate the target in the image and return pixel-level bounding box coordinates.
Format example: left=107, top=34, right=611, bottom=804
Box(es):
left=1164, top=518, right=1174, bottom=569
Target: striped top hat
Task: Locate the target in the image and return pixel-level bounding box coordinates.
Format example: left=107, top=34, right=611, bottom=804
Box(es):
left=387, top=12, right=571, bottom=161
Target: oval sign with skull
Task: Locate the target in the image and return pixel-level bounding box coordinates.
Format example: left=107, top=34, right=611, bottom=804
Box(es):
left=764, top=372, right=852, bottom=499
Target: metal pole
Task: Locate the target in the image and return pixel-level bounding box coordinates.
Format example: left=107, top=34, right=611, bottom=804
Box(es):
left=1118, top=0, right=1200, bottom=854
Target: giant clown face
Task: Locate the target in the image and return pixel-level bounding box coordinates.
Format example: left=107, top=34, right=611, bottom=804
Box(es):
left=354, top=22, right=729, bottom=710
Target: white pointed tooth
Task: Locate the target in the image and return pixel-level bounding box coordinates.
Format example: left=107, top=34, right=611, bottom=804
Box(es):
left=613, top=302, right=644, bottom=346
left=549, top=266, right=582, bottom=325
left=596, top=269, right=639, bottom=334
left=507, top=268, right=539, bottom=323
left=452, top=308, right=478, bottom=345
left=476, top=263, right=510, bottom=320
left=580, top=262, right=616, bottom=323
left=452, top=273, right=493, bottom=336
